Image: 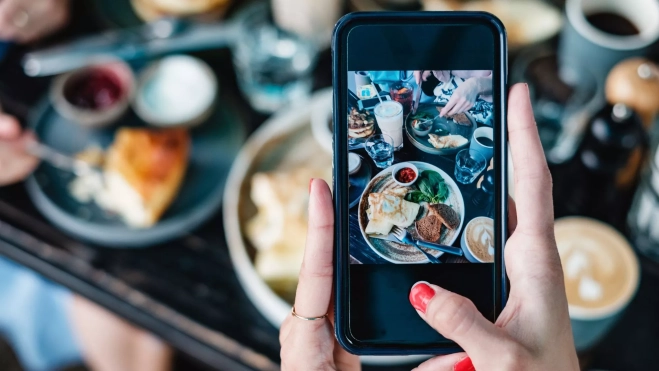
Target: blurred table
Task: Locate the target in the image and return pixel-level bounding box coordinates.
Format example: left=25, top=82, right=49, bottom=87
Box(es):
left=1, top=4, right=659, bottom=371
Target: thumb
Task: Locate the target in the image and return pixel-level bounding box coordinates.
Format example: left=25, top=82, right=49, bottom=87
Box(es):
left=409, top=282, right=512, bottom=360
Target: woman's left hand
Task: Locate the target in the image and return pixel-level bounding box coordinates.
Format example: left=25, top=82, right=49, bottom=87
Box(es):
left=439, top=78, right=480, bottom=117
left=0, top=0, right=70, bottom=43
left=279, top=179, right=360, bottom=371
left=0, top=113, right=38, bottom=186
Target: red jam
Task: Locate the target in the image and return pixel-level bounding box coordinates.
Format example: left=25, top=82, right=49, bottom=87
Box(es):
left=396, top=167, right=416, bottom=183
left=64, top=69, right=123, bottom=110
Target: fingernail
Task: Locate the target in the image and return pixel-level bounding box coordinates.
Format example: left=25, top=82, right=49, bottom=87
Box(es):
left=454, top=356, right=474, bottom=371
left=309, top=178, right=315, bottom=194
left=409, top=281, right=435, bottom=314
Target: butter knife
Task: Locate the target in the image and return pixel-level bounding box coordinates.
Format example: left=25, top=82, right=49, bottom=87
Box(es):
left=368, top=231, right=463, bottom=256
left=23, top=18, right=239, bottom=77
left=24, top=142, right=102, bottom=177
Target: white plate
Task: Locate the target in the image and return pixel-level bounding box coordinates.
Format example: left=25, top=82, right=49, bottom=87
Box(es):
left=357, top=161, right=465, bottom=264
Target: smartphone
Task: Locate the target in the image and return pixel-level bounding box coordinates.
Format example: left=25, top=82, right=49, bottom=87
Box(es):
left=333, top=12, right=508, bottom=354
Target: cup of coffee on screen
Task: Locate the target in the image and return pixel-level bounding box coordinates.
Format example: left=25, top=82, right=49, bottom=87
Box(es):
left=554, top=217, right=640, bottom=352
left=558, top=0, right=659, bottom=86
left=470, top=127, right=494, bottom=163
left=461, top=216, right=495, bottom=263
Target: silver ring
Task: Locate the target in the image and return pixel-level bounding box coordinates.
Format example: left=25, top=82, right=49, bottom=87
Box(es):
left=291, top=307, right=328, bottom=321
left=13, top=10, right=29, bottom=29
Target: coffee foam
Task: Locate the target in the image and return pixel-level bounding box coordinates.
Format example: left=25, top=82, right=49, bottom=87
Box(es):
left=555, top=217, right=639, bottom=319
left=465, top=217, right=494, bottom=262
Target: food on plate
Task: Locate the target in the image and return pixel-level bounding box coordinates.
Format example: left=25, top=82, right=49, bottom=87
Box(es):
left=411, top=112, right=434, bottom=130
left=405, top=170, right=449, bottom=204
left=348, top=107, right=376, bottom=138
left=75, top=145, right=105, bottom=167
left=429, top=203, right=460, bottom=230
left=413, top=119, right=431, bottom=131
left=416, top=214, right=443, bottom=242
left=395, top=167, right=417, bottom=184
left=131, top=0, right=230, bottom=22
left=365, top=191, right=421, bottom=235
left=450, top=112, right=471, bottom=126
left=105, top=128, right=189, bottom=227
left=246, top=160, right=331, bottom=298
left=422, top=0, right=562, bottom=48
left=68, top=128, right=190, bottom=228
left=428, top=133, right=468, bottom=149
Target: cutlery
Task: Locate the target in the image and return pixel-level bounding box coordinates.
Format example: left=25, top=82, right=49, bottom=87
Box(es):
left=24, top=142, right=102, bottom=177
left=386, top=227, right=440, bottom=264
left=391, top=226, right=464, bottom=256
left=22, top=18, right=240, bottom=77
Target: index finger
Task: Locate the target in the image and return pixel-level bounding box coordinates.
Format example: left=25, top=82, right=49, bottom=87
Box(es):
left=507, top=83, right=553, bottom=235
left=439, top=97, right=457, bottom=117
left=293, top=178, right=335, bottom=318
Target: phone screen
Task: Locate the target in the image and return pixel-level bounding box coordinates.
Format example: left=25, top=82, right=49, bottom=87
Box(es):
left=337, top=20, right=504, bottom=348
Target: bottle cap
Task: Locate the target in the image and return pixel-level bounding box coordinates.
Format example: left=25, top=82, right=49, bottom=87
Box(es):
left=612, top=103, right=632, bottom=122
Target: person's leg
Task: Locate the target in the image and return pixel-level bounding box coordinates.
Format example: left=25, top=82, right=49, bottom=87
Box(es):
left=0, top=257, right=82, bottom=371
left=70, top=295, right=172, bottom=371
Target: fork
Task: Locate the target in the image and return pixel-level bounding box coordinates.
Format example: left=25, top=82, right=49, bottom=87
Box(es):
left=391, top=226, right=464, bottom=257
left=391, top=226, right=441, bottom=264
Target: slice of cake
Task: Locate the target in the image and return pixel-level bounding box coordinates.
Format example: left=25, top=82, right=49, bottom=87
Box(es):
left=103, top=128, right=190, bottom=228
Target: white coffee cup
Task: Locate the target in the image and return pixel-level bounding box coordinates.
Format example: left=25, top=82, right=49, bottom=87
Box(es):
left=460, top=217, right=495, bottom=263
left=555, top=217, right=640, bottom=352
left=354, top=71, right=372, bottom=88
left=470, top=127, right=494, bottom=163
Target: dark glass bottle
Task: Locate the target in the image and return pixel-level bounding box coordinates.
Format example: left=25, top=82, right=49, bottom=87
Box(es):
left=554, top=103, right=647, bottom=229
left=472, top=169, right=495, bottom=218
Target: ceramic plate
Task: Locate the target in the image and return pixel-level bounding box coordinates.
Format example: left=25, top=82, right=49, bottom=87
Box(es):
left=357, top=161, right=465, bottom=264
left=405, top=103, right=476, bottom=155
left=26, top=95, right=245, bottom=248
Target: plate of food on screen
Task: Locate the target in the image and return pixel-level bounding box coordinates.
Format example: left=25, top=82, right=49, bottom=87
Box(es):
left=405, top=103, right=477, bottom=155
left=357, top=161, right=465, bottom=264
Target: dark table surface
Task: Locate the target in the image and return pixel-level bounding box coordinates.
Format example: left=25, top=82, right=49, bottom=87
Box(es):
left=1, top=3, right=659, bottom=371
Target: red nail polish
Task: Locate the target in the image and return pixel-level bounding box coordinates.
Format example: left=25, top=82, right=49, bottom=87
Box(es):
left=454, top=357, right=475, bottom=371
left=309, top=178, right=315, bottom=193
left=409, top=282, right=435, bottom=314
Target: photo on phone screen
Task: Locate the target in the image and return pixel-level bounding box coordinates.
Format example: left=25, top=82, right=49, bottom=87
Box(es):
left=334, top=16, right=506, bottom=353
left=348, top=69, right=495, bottom=266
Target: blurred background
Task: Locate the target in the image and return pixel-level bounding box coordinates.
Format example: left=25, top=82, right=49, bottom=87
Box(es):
left=0, top=0, right=658, bottom=370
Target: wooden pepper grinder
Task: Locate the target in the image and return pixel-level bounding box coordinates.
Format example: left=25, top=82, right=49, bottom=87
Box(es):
left=604, top=58, right=659, bottom=191
left=605, top=58, right=659, bottom=129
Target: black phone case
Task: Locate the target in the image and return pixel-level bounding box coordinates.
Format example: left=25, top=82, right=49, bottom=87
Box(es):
left=332, top=11, right=509, bottom=355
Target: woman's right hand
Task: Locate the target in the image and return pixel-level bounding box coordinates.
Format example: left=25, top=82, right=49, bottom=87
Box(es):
left=0, top=113, right=38, bottom=186
left=408, top=84, right=579, bottom=371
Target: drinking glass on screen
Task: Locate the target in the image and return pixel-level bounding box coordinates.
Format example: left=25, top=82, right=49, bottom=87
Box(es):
left=365, top=134, right=395, bottom=169
left=373, top=101, right=404, bottom=150
left=455, top=149, right=487, bottom=184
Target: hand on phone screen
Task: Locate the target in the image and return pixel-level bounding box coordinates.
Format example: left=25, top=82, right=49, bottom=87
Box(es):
left=280, top=84, right=579, bottom=371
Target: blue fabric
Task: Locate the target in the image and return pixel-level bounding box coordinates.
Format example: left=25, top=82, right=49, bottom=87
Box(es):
left=0, top=257, right=82, bottom=371
left=366, top=71, right=405, bottom=84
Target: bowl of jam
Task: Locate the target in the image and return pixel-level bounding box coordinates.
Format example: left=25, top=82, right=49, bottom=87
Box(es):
left=391, top=162, right=418, bottom=186
left=51, top=61, right=135, bottom=128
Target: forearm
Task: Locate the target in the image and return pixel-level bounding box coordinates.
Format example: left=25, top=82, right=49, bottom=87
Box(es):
left=473, top=76, right=493, bottom=96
